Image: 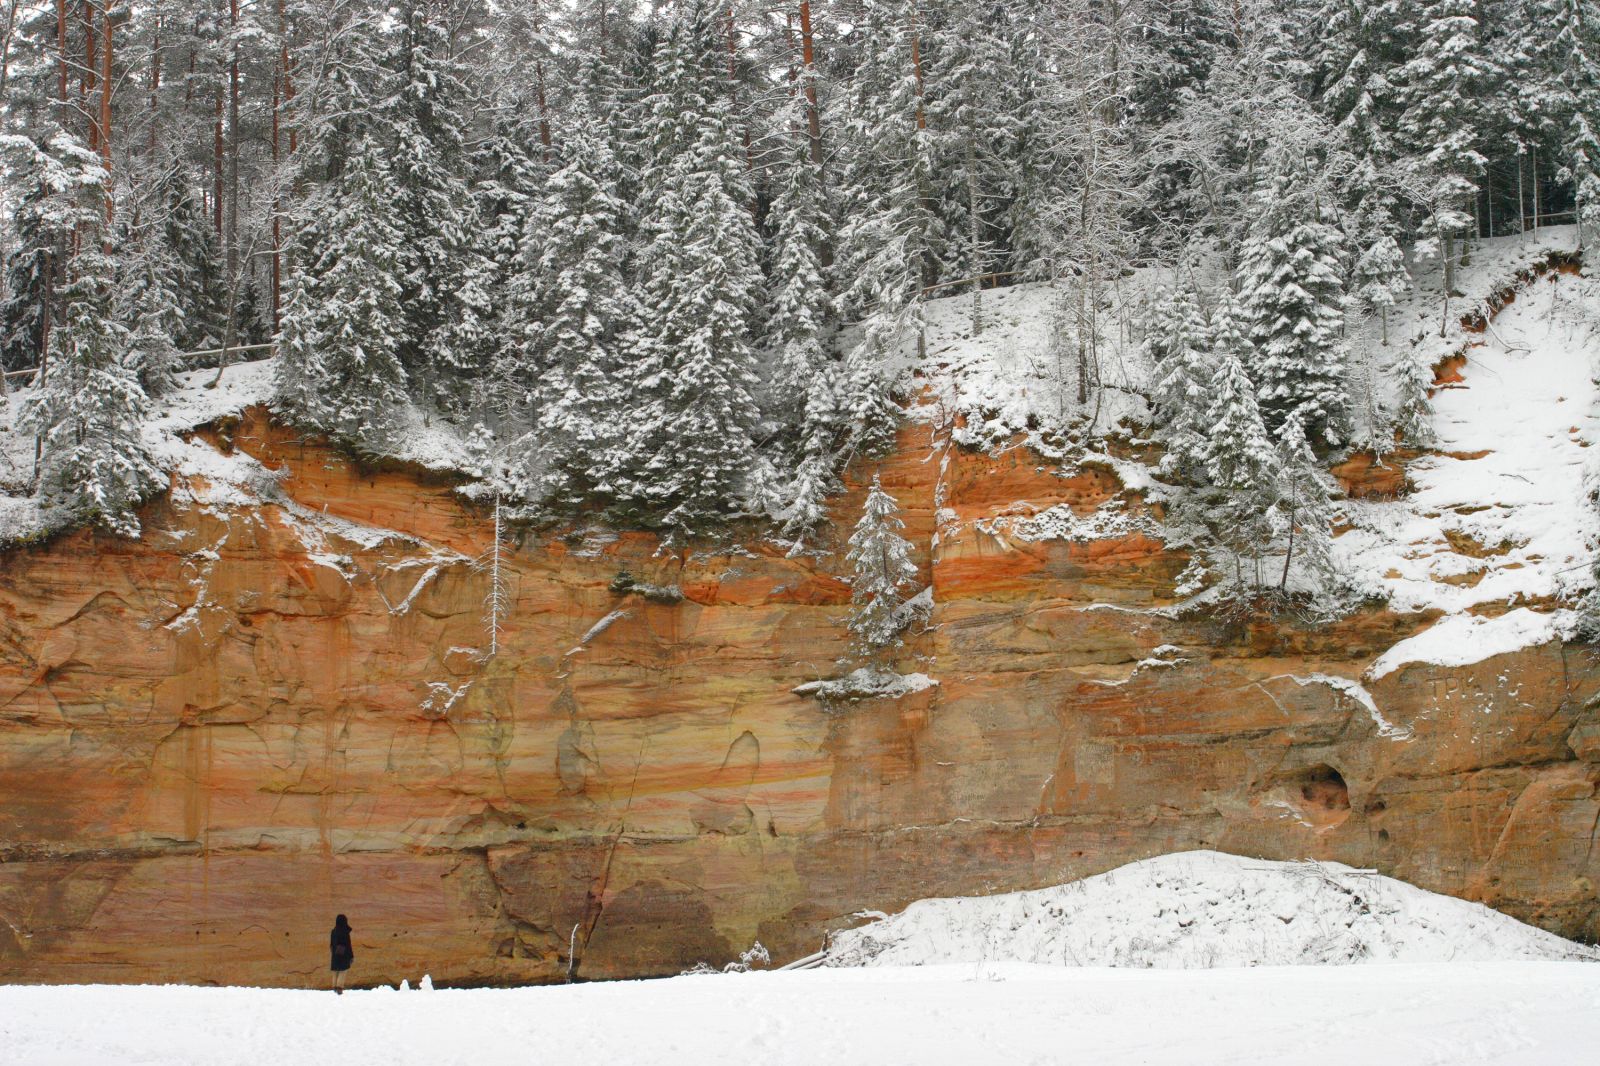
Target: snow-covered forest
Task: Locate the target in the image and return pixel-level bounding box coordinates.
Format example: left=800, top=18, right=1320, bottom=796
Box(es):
left=1, top=0, right=1599, bottom=612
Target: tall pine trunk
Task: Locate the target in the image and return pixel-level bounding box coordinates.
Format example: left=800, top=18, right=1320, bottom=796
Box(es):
left=798, top=1, right=823, bottom=168
left=99, top=0, right=111, bottom=232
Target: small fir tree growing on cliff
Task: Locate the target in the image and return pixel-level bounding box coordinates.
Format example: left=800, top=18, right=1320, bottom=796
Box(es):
left=845, top=473, right=919, bottom=658
left=1392, top=350, right=1437, bottom=448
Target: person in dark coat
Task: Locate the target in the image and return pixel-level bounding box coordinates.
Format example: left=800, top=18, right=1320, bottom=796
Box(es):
left=329, top=915, right=354, bottom=993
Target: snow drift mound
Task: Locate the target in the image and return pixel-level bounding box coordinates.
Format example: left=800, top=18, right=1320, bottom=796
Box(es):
left=823, top=851, right=1600, bottom=969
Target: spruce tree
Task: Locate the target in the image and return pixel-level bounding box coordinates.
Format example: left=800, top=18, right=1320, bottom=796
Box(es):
left=0, top=138, right=57, bottom=375
left=1000, top=15, right=1067, bottom=278
left=1399, top=0, right=1495, bottom=296
left=517, top=128, right=636, bottom=513
left=16, top=134, right=160, bottom=536
left=1350, top=213, right=1409, bottom=345
left=387, top=2, right=490, bottom=411
left=118, top=237, right=186, bottom=397
left=1392, top=350, right=1437, bottom=447
left=927, top=1, right=1013, bottom=286
left=1538, top=0, right=1600, bottom=247
left=23, top=242, right=161, bottom=537
left=160, top=175, right=230, bottom=354
left=765, top=116, right=835, bottom=456
left=1149, top=284, right=1215, bottom=479
left=781, top=367, right=847, bottom=539
left=1238, top=152, right=1352, bottom=445
left=1270, top=412, right=1338, bottom=599
left=833, top=0, right=935, bottom=456
left=1189, top=338, right=1282, bottom=595
left=845, top=473, right=919, bottom=658
left=275, top=137, right=409, bottom=449
left=472, top=123, right=541, bottom=309
left=623, top=3, right=765, bottom=532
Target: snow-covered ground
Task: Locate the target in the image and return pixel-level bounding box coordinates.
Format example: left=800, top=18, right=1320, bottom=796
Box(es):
left=0, top=359, right=276, bottom=543
left=1335, top=254, right=1600, bottom=654
left=8, top=851, right=1596, bottom=1065
left=822, top=851, right=1599, bottom=968
left=6, top=962, right=1600, bottom=1066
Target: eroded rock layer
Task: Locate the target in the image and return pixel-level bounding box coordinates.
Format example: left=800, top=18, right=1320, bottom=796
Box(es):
left=1, top=407, right=1597, bottom=987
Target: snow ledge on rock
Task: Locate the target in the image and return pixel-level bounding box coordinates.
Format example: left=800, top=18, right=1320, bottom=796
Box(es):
left=1366, top=608, right=1574, bottom=681
left=793, top=668, right=939, bottom=703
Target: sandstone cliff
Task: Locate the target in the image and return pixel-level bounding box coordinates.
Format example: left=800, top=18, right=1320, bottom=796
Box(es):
left=2, top=378, right=1597, bottom=987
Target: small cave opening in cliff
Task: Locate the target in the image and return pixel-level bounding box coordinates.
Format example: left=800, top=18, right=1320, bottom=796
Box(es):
left=1265, top=764, right=1351, bottom=830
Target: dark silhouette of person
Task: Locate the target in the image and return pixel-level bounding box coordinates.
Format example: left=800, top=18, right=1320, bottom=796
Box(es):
left=330, top=914, right=354, bottom=993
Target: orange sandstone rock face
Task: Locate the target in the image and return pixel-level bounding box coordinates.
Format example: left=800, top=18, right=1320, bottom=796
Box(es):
left=1, top=407, right=1598, bottom=988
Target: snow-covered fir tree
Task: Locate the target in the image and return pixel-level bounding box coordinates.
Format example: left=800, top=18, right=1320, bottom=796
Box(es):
left=832, top=0, right=932, bottom=459
left=515, top=127, right=636, bottom=513
left=1392, top=349, right=1437, bottom=447
left=387, top=2, right=492, bottom=412
left=845, top=473, right=919, bottom=657
left=622, top=2, right=765, bottom=532
left=117, top=236, right=186, bottom=398
left=1350, top=214, right=1410, bottom=345
left=1186, top=335, right=1283, bottom=597
left=1399, top=0, right=1495, bottom=298
left=275, top=137, right=409, bottom=449
left=1269, top=413, right=1339, bottom=599
left=15, top=131, right=161, bottom=537
left=1238, top=150, right=1353, bottom=445
left=159, top=173, right=230, bottom=354
left=764, top=110, right=835, bottom=457
left=1148, top=283, right=1215, bottom=478
left=765, top=109, right=846, bottom=535
left=23, top=241, right=161, bottom=537
left=1537, top=0, right=1600, bottom=247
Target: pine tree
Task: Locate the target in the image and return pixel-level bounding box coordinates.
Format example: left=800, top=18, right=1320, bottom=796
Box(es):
left=845, top=473, right=919, bottom=657
left=1238, top=151, right=1352, bottom=444
left=274, top=137, right=408, bottom=449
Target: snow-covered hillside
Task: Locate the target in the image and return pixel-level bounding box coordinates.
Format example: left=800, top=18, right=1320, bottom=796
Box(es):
left=0, top=360, right=276, bottom=543
left=821, top=851, right=1600, bottom=969
left=924, top=226, right=1599, bottom=684
left=1336, top=249, right=1599, bottom=638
